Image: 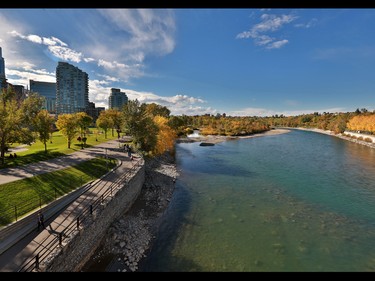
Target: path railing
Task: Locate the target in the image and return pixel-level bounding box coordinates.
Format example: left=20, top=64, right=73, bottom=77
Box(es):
left=17, top=158, right=142, bottom=272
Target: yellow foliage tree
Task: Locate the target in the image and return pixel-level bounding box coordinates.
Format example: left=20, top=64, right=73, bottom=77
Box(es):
left=56, top=114, right=79, bottom=149
left=153, top=116, right=177, bottom=156
left=347, top=114, right=375, bottom=133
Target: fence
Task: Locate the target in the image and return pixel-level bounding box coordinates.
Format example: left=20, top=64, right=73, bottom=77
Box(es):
left=17, top=157, right=143, bottom=272
left=0, top=158, right=117, bottom=227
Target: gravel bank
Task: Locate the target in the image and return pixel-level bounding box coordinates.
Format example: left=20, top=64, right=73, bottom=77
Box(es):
left=82, top=152, right=178, bottom=272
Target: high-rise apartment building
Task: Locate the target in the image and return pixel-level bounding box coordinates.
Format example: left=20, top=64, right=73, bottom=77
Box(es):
left=0, top=47, right=7, bottom=91
left=56, top=61, right=89, bottom=115
left=30, top=80, right=57, bottom=113
left=108, top=88, right=128, bottom=109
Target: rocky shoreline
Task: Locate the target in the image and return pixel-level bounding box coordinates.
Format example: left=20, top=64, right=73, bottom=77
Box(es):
left=82, top=152, right=179, bottom=272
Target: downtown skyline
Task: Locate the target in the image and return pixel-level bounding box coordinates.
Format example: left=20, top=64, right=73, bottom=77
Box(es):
left=0, top=8, right=374, bottom=116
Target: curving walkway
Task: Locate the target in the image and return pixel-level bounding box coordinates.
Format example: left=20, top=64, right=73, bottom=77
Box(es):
left=0, top=138, right=140, bottom=272
left=0, top=140, right=125, bottom=185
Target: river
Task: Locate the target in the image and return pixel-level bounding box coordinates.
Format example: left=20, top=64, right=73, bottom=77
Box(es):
left=138, top=129, right=375, bottom=271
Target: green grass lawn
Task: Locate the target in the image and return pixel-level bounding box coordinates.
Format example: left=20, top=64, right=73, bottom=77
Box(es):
left=0, top=128, right=123, bottom=226
left=0, top=157, right=117, bottom=226
left=2, top=128, right=120, bottom=169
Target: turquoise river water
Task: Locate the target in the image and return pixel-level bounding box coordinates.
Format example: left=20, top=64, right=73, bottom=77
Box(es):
left=138, top=129, right=375, bottom=272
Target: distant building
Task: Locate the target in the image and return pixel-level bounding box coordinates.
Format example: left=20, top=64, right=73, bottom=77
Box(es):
left=56, top=61, right=89, bottom=115
left=0, top=47, right=7, bottom=91
left=108, top=88, right=128, bottom=110
left=30, top=80, right=57, bottom=113
left=86, top=101, right=105, bottom=122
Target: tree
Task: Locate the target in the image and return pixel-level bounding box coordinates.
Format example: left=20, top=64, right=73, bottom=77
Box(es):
left=34, top=110, right=55, bottom=153
left=75, top=112, right=93, bottom=138
left=96, top=111, right=113, bottom=139
left=122, top=99, right=158, bottom=153
left=56, top=114, right=79, bottom=149
left=75, top=112, right=93, bottom=148
left=153, top=116, right=177, bottom=156
left=105, top=109, right=123, bottom=138
left=144, top=103, right=170, bottom=118
left=0, top=88, right=44, bottom=166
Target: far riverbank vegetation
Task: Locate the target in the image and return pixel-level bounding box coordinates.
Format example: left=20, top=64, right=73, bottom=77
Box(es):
left=1, top=86, right=375, bottom=169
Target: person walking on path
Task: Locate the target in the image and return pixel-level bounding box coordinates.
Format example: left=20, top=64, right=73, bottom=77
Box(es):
left=37, top=211, right=45, bottom=231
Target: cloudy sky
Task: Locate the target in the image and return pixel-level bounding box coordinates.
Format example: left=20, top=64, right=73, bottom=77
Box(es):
left=0, top=8, right=374, bottom=116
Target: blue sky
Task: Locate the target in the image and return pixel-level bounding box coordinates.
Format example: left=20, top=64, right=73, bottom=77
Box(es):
left=0, top=8, right=374, bottom=116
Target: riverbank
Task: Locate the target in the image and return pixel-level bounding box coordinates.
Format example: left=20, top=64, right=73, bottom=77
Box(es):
left=177, top=128, right=291, bottom=145
left=81, top=152, right=179, bottom=272
left=290, top=127, right=375, bottom=150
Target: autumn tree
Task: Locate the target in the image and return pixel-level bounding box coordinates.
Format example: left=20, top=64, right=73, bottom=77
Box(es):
left=75, top=112, right=93, bottom=138
left=75, top=112, right=93, bottom=148
left=105, top=109, right=123, bottom=138
left=153, top=116, right=177, bottom=156
left=34, top=109, right=55, bottom=153
left=56, top=114, right=79, bottom=149
left=96, top=111, right=113, bottom=139
left=0, top=88, right=44, bottom=166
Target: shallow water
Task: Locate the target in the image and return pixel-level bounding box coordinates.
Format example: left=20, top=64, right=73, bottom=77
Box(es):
left=139, top=130, right=375, bottom=272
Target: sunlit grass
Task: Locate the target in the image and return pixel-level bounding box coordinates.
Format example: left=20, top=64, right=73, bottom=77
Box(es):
left=2, top=128, right=119, bottom=168
left=0, top=157, right=117, bottom=226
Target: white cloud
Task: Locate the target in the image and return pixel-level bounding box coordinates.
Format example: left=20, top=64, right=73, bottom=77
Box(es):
left=84, top=57, right=95, bottom=63
left=42, top=37, right=57, bottom=46
left=295, top=18, right=318, bottom=28
left=47, top=45, right=82, bottom=63
left=6, top=67, right=56, bottom=87
left=26, top=34, right=42, bottom=44
left=1, top=9, right=177, bottom=91
left=86, top=78, right=212, bottom=114
left=266, top=39, right=289, bottom=49
left=236, top=12, right=297, bottom=50
left=9, top=29, right=84, bottom=63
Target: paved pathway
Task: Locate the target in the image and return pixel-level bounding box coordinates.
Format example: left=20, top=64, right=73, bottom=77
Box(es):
left=0, top=138, right=139, bottom=272
left=0, top=140, right=125, bottom=185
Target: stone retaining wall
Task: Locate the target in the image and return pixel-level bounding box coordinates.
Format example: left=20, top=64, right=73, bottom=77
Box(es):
left=45, top=160, right=145, bottom=272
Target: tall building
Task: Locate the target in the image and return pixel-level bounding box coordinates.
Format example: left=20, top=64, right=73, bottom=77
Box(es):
left=56, top=61, right=89, bottom=115
left=30, top=80, right=57, bottom=113
left=108, top=88, right=128, bottom=109
left=0, top=47, right=7, bottom=91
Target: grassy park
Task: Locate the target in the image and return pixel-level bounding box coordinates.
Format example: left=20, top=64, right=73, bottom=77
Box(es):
left=0, top=128, right=119, bottom=226
left=2, top=128, right=119, bottom=168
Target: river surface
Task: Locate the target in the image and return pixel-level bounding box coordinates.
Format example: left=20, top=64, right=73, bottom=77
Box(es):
left=138, top=129, right=375, bottom=272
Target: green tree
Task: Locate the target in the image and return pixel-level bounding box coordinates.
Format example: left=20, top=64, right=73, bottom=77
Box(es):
left=34, top=109, right=55, bottom=153
left=144, top=103, right=171, bottom=118
left=122, top=99, right=158, bottom=153
left=56, top=114, right=79, bottom=149
left=0, top=88, right=44, bottom=166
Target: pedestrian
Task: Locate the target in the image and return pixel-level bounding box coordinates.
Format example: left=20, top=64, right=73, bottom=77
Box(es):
left=37, top=211, right=45, bottom=231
